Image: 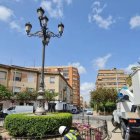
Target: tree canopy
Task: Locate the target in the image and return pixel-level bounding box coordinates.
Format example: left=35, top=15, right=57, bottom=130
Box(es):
left=0, top=84, right=12, bottom=101
left=0, top=84, right=59, bottom=103
left=45, top=90, right=58, bottom=103
left=90, top=88, right=117, bottom=112
left=15, top=89, right=37, bottom=101
left=91, top=88, right=117, bottom=104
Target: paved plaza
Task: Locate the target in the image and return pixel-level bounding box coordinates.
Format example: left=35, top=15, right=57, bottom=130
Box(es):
left=107, top=121, right=122, bottom=140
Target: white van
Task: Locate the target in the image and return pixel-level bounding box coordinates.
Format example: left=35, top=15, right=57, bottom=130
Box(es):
left=3, top=106, right=33, bottom=116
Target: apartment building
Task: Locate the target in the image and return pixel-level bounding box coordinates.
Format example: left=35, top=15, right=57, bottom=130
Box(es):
left=96, top=69, right=128, bottom=90
left=45, top=66, right=80, bottom=107
left=30, top=66, right=80, bottom=107
left=44, top=72, right=72, bottom=104
left=0, top=64, right=39, bottom=93
left=0, top=64, right=72, bottom=104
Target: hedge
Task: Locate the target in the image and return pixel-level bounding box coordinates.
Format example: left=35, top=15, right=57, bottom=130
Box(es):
left=5, top=113, right=72, bottom=139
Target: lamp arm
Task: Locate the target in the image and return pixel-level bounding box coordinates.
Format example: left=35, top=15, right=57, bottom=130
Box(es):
left=47, top=31, right=61, bottom=38
left=27, top=31, right=43, bottom=38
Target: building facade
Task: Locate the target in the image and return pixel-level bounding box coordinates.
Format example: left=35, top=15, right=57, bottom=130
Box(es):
left=96, top=69, right=128, bottom=90
left=44, top=72, right=72, bottom=104
left=45, top=66, right=80, bottom=107
left=0, top=64, right=72, bottom=105
left=0, top=64, right=39, bottom=93
left=30, top=66, right=80, bottom=107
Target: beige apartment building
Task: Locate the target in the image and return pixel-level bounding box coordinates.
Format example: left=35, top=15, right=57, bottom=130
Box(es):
left=30, top=66, right=80, bottom=107
left=96, top=69, right=128, bottom=90
left=45, top=66, right=80, bottom=107
left=0, top=64, right=39, bottom=93
left=44, top=72, right=72, bottom=104
left=0, top=64, right=72, bottom=104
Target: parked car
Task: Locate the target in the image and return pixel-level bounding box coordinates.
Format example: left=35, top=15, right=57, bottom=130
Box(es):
left=2, top=106, right=34, bottom=117
left=86, top=108, right=93, bottom=115
left=84, top=109, right=87, bottom=112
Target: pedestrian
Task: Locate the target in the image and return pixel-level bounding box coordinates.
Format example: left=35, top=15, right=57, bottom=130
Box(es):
left=59, top=126, right=82, bottom=140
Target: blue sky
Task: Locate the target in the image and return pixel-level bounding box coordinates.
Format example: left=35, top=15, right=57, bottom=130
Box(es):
left=0, top=0, right=140, bottom=103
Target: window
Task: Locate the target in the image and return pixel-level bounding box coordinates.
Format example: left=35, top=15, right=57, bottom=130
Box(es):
left=13, top=72, right=22, bottom=81
left=27, top=88, right=34, bottom=92
left=7, top=107, right=15, bottom=111
left=0, top=71, right=7, bottom=80
left=0, top=103, right=3, bottom=111
left=73, top=77, right=77, bottom=80
left=50, top=77, right=55, bottom=83
left=28, top=73, right=34, bottom=82
left=13, top=87, right=21, bottom=94
left=49, top=89, right=55, bottom=93
left=63, top=73, right=69, bottom=78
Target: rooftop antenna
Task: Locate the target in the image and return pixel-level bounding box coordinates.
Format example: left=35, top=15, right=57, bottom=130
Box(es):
left=33, top=58, right=36, bottom=67
left=23, top=61, right=26, bottom=67
left=10, top=58, right=13, bottom=65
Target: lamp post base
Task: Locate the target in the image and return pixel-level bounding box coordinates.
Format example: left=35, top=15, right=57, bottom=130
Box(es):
left=35, top=106, right=46, bottom=115
left=35, top=89, right=46, bottom=115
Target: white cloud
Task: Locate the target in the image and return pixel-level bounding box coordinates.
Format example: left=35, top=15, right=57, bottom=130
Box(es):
left=88, top=1, right=115, bottom=29
left=41, top=0, right=63, bottom=18
left=92, top=15, right=115, bottom=29
left=124, top=62, right=139, bottom=74
left=93, top=53, right=112, bottom=69
left=0, top=5, right=23, bottom=33
left=80, top=82, right=95, bottom=103
left=68, top=62, right=86, bottom=74
left=130, top=15, right=140, bottom=29
left=65, top=0, right=72, bottom=5
left=0, top=5, right=13, bottom=22
left=9, top=21, right=23, bottom=33
left=40, top=0, right=72, bottom=18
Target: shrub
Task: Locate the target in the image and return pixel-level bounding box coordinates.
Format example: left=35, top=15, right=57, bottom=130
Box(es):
left=5, top=113, right=72, bottom=139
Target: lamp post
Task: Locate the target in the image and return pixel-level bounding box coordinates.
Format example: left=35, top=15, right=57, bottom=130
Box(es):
left=12, top=69, right=17, bottom=95
left=114, top=68, right=119, bottom=93
left=25, top=7, right=64, bottom=115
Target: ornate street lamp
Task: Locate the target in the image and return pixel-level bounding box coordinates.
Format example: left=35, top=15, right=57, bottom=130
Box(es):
left=25, top=7, right=64, bottom=115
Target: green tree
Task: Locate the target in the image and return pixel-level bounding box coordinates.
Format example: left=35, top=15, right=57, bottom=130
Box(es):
left=44, top=90, right=58, bottom=103
left=90, top=88, right=117, bottom=112
left=15, top=89, right=37, bottom=103
left=0, top=84, right=12, bottom=101
left=13, top=89, right=58, bottom=103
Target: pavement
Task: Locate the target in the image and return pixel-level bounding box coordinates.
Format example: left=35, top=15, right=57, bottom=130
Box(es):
left=107, top=121, right=122, bottom=140
left=106, top=120, right=140, bottom=140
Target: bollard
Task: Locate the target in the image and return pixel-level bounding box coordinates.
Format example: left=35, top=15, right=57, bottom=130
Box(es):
left=87, top=116, right=89, bottom=125
left=82, top=118, right=84, bottom=124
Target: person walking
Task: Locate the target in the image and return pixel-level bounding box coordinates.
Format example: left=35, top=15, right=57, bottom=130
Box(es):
left=59, top=126, right=82, bottom=140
